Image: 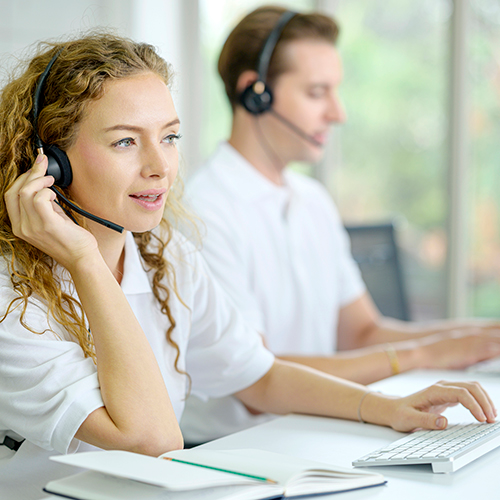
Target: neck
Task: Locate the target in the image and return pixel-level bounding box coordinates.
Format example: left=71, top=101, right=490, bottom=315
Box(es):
left=229, top=112, right=287, bottom=186
left=89, top=221, right=127, bottom=283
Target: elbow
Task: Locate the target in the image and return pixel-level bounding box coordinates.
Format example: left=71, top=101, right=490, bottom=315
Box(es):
left=129, top=427, right=184, bottom=456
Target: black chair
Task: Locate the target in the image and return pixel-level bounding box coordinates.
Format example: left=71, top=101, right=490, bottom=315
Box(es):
left=344, top=222, right=410, bottom=321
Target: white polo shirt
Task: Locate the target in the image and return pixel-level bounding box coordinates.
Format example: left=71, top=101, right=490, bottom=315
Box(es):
left=180, top=142, right=365, bottom=442
left=0, top=230, right=274, bottom=500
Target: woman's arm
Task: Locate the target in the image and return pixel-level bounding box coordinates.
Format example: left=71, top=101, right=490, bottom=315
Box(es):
left=235, top=359, right=496, bottom=432
left=70, top=252, right=182, bottom=454
left=5, top=156, right=182, bottom=455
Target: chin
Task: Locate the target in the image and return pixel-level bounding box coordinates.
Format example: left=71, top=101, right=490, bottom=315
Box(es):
left=122, top=214, right=165, bottom=234
left=295, top=149, right=323, bottom=164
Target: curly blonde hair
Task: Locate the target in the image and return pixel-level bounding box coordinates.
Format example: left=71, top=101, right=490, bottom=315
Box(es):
left=0, top=31, right=192, bottom=379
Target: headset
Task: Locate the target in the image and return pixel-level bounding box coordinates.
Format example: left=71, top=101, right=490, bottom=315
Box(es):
left=239, top=10, right=297, bottom=115
left=32, top=51, right=124, bottom=233
left=239, top=10, right=322, bottom=148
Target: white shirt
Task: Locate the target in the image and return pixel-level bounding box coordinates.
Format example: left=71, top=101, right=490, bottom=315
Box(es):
left=0, top=230, right=274, bottom=500
left=180, top=142, right=365, bottom=442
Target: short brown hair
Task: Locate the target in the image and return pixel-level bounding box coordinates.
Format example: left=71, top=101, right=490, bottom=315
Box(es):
left=218, top=5, right=340, bottom=109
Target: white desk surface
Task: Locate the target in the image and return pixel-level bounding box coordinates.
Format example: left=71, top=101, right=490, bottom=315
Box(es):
left=36, top=369, right=500, bottom=500
left=198, top=369, right=500, bottom=499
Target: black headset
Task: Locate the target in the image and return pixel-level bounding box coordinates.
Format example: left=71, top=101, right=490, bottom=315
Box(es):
left=32, top=51, right=123, bottom=233
left=239, top=10, right=297, bottom=115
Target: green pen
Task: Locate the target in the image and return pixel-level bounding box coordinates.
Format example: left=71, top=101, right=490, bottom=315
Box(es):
left=162, top=457, right=277, bottom=484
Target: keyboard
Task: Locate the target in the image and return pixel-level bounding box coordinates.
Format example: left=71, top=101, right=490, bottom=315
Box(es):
left=353, top=422, right=500, bottom=473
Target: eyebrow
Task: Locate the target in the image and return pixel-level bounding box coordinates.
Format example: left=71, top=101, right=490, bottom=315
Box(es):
left=103, top=118, right=180, bottom=133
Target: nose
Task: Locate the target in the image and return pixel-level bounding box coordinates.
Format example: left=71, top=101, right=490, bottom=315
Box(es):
left=327, top=92, right=346, bottom=124
left=141, top=142, right=170, bottom=178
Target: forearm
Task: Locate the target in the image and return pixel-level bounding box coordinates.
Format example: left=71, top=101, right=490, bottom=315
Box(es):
left=235, top=360, right=497, bottom=432
left=236, top=360, right=373, bottom=422
left=71, top=253, right=182, bottom=454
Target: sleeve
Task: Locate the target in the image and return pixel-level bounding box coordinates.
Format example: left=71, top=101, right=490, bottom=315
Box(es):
left=187, top=193, right=266, bottom=334
left=182, top=247, right=275, bottom=401
left=0, top=295, right=104, bottom=454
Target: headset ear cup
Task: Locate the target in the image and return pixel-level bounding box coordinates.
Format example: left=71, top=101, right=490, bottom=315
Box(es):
left=239, top=83, right=273, bottom=115
left=44, top=145, right=73, bottom=189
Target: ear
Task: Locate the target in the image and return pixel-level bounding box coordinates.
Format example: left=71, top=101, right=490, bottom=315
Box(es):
left=236, top=70, right=260, bottom=94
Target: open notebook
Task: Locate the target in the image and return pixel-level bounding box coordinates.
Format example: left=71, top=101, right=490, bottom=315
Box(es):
left=44, top=448, right=386, bottom=500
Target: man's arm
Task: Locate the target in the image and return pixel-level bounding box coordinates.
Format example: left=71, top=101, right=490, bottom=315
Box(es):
left=278, top=292, right=500, bottom=385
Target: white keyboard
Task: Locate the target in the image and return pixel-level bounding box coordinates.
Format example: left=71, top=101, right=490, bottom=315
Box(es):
left=353, top=422, right=500, bottom=473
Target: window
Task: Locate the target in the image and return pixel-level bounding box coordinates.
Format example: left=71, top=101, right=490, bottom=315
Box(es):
left=469, top=0, right=500, bottom=317
left=330, top=0, right=451, bottom=319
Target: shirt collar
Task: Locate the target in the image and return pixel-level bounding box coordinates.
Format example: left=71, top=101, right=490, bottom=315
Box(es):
left=120, top=232, right=153, bottom=295
left=211, top=142, right=293, bottom=204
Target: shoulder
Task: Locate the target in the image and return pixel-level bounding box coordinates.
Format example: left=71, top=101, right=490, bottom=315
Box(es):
left=185, top=143, right=246, bottom=212
left=0, top=258, right=72, bottom=342
left=165, top=228, right=198, bottom=261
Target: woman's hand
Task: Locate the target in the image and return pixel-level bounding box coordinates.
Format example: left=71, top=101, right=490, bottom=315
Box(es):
left=365, top=381, right=497, bottom=432
left=4, top=154, right=98, bottom=269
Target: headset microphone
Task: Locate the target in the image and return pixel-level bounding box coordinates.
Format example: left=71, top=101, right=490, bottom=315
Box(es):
left=32, top=50, right=124, bottom=233
left=268, top=109, right=323, bottom=148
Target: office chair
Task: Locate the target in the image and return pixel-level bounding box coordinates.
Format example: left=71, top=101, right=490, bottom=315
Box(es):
left=344, top=222, right=410, bottom=321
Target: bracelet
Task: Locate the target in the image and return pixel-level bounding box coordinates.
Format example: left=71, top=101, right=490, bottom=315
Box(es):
left=357, top=390, right=373, bottom=424
left=384, top=343, right=401, bottom=375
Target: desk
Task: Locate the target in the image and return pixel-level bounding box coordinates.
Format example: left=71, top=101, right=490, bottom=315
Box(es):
left=198, top=369, right=500, bottom=499
left=35, top=369, right=500, bottom=500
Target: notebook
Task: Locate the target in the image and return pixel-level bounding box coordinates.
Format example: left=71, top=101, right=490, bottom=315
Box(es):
left=44, top=448, right=386, bottom=499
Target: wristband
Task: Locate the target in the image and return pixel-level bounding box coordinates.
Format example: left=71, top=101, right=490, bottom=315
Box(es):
left=357, top=391, right=373, bottom=424
left=384, top=343, right=401, bottom=375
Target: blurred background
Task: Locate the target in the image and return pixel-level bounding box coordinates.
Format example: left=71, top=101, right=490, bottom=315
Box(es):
left=1, top=0, right=498, bottom=322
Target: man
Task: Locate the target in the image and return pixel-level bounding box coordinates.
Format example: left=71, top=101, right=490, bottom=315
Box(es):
left=181, top=6, right=500, bottom=443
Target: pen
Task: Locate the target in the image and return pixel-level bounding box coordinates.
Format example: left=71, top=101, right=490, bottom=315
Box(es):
left=162, top=457, right=277, bottom=484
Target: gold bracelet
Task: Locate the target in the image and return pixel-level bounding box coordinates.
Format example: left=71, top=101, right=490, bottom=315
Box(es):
left=357, top=391, right=373, bottom=423
left=384, top=343, right=401, bottom=375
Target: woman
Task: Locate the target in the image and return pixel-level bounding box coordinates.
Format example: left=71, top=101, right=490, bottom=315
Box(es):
left=0, top=32, right=495, bottom=499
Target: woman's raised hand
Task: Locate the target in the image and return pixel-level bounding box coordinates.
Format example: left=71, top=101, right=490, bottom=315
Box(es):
left=4, top=154, right=99, bottom=270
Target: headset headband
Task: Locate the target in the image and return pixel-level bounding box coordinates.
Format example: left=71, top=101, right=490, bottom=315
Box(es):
left=256, top=10, right=297, bottom=83
left=33, top=50, right=62, bottom=151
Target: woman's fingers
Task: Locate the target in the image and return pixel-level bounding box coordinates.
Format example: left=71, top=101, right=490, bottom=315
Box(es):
left=405, top=407, right=448, bottom=431
left=13, top=156, right=59, bottom=237
left=437, top=381, right=497, bottom=421
left=391, top=380, right=496, bottom=432
left=4, top=156, right=42, bottom=223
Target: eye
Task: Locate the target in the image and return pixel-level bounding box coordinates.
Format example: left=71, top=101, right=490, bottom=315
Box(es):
left=163, top=133, right=182, bottom=145
left=113, top=137, right=136, bottom=148
left=308, top=89, right=326, bottom=99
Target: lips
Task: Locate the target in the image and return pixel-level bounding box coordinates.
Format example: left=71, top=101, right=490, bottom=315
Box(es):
left=312, top=132, right=328, bottom=145
left=131, top=193, right=162, bottom=201
left=129, top=189, right=167, bottom=211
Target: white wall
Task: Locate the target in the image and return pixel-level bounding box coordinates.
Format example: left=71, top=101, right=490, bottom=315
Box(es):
left=0, top=0, right=132, bottom=58
left=0, top=0, right=199, bottom=172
